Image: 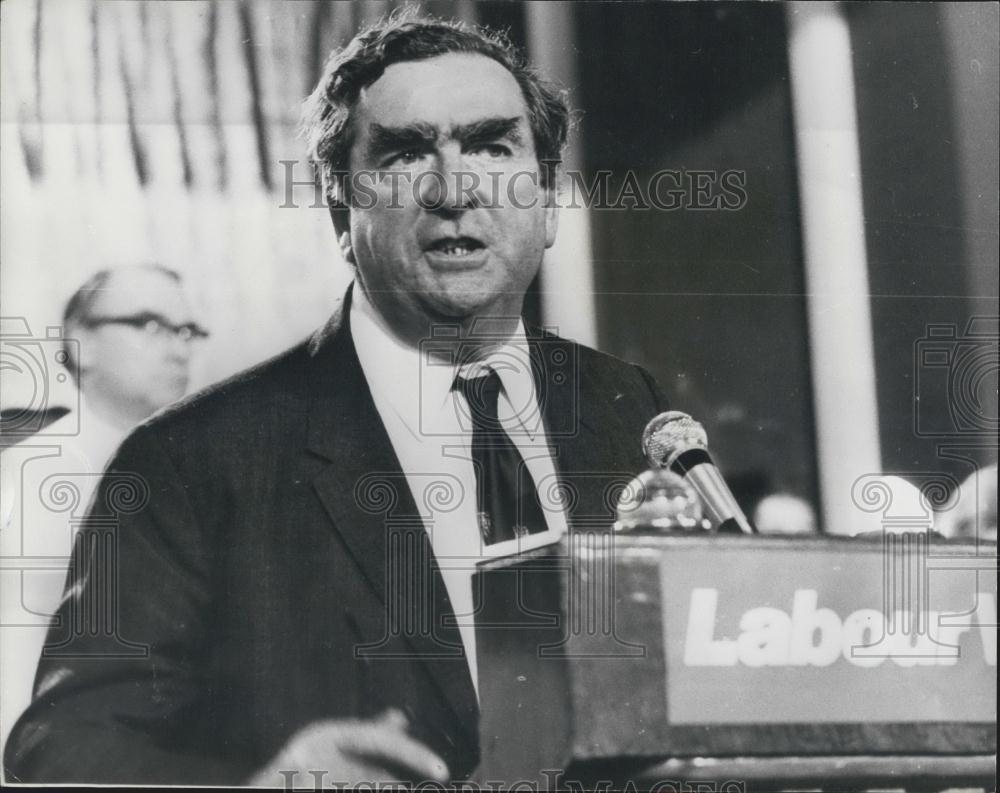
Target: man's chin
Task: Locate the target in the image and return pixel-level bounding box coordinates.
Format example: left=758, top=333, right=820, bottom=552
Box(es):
left=421, top=292, right=518, bottom=326
left=153, top=380, right=189, bottom=408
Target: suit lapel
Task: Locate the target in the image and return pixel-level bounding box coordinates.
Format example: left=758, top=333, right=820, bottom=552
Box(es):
left=305, top=286, right=478, bottom=731
left=530, top=333, right=638, bottom=532
left=303, top=309, right=637, bottom=732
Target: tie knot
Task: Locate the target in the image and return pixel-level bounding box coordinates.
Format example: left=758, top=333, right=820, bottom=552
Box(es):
left=453, top=370, right=503, bottom=425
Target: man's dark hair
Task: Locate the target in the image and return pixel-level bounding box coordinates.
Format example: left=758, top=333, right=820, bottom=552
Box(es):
left=61, top=264, right=182, bottom=379
left=301, top=10, right=571, bottom=220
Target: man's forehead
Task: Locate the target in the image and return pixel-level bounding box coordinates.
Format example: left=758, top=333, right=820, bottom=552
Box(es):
left=354, top=53, right=529, bottom=136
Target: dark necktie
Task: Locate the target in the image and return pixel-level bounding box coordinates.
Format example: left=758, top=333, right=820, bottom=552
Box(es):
left=453, top=371, right=549, bottom=545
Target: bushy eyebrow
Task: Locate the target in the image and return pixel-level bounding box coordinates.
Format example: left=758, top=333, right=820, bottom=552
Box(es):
left=366, top=116, right=525, bottom=161
left=452, top=117, right=524, bottom=148
left=367, top=122, right=438, bottom=160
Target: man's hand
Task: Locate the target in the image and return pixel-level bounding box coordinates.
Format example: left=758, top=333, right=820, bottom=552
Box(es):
left=246, top=709, right=450, bottom=788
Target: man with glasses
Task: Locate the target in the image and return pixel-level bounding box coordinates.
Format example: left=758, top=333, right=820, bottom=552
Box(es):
left=61, top=265, right=207, bottom=433
left=0, top=264, right=206, bottom=751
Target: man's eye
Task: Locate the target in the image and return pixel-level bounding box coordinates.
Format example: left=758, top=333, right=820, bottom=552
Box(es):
left=387, top=150, right=424, bottom=166
left=470, top=144, right=511, bottom=158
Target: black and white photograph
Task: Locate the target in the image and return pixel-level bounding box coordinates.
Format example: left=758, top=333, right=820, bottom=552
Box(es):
left=0, top=1, right=996, bottom=789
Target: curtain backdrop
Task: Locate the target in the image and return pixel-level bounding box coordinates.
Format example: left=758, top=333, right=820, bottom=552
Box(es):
left=1, top=0, right=478, bottom=406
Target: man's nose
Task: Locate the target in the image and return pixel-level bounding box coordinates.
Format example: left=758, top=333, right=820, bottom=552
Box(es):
left=418, top=148, right=480, bottom=213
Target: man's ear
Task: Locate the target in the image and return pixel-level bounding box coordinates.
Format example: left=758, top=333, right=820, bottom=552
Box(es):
left=72, top=326, right=94, bottom=374
left=327, top=189, right=354, bottom=265
left=328, top=203, right=351, bottom=240
left=544, top=186, right=560, bottom=249
left=540, top=162, right=561, bottom=249
left=338, top=230, right=355, bottom=265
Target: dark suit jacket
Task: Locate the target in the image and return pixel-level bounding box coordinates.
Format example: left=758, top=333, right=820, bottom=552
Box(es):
left=4, top=289, right=667, bottom=785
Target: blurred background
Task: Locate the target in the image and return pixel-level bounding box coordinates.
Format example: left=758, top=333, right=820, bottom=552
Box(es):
left=1, top=0, right=997, bottom=534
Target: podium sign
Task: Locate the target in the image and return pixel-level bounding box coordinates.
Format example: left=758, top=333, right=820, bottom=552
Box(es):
left=473, top=533, right=997, bottom=785
left=661, top=543, right=995, bottom=725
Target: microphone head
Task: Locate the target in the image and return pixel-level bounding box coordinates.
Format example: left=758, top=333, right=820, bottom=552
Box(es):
left=641, top=411, right=709, bottom=468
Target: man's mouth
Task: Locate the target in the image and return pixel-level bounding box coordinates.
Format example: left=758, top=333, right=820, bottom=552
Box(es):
left=425, top=237, right=486, bottom=257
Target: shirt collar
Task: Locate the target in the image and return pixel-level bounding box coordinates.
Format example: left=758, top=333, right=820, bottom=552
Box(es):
left=349, top=282, right=542, bottom=440
left=456, top=335, right=541, bottom=440
left=350, top=283, right=454, bottom=436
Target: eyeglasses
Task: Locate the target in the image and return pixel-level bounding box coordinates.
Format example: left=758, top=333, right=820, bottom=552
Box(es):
left=82, top=313, right=210, bottom=343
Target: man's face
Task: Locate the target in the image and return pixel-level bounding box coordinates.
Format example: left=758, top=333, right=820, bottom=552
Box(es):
left=76, top=269, right=194, bottom=419
left=344, top=53, right=558, bottom=336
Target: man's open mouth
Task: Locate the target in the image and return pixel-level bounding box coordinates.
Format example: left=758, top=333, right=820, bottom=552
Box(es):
left=426, top=237, right=486, bottom=256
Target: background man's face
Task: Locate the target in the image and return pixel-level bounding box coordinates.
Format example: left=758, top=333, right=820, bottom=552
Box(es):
left=345, top=52, right=558, bottom=333
left=77, top=269, right=193, bottom=417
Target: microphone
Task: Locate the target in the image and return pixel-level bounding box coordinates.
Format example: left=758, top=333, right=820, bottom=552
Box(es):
left=641, top=411, right=756, bottom=534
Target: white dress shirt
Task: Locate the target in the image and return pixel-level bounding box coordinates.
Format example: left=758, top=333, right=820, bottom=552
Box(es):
left=350, top=285, right=568, bottom=693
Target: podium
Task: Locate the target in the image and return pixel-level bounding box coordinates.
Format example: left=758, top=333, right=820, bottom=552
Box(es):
left=473, top=533, right=997, bottom=791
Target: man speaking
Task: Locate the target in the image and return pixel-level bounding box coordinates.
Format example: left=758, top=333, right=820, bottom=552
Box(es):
left=4, top=13, right=666, bottom=786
